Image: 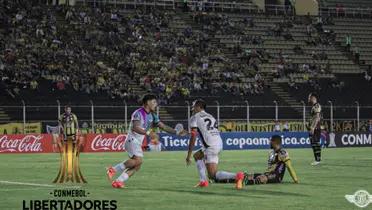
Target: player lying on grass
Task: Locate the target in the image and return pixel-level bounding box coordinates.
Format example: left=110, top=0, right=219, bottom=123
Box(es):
left=244, top=135, right=299, bottom=185
left=186, top=99, right=245, bottom=189
left=106, top=94, right=188, bottom=188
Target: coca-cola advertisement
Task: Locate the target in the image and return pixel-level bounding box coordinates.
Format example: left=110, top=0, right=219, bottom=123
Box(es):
left=0, top=134, right=53, bottom=153
left=83, top=134, right=147, bottom=152
left=83, top=134, right=128, bottom=152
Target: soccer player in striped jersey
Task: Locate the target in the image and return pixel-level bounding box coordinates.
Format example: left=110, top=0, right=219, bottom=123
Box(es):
left=58, top=105, right=79, bottom=143
left=308, top=92, right=322, bottom=166
left=185, top=99, right=245, bottom=189
left=106, top=94, right=188, bottom=188
left=244, top=135, right=298, bottom=185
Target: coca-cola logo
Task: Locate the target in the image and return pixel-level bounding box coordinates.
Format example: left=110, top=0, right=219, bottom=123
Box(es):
left=0, top=135, right=43, bottom=152
left=90, top=134, right=127, bottom=151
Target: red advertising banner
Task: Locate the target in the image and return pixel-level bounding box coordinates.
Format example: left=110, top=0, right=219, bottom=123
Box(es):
left=0, top=134, right=147, bottom=153
left=0, top=134, right=53, bottom=153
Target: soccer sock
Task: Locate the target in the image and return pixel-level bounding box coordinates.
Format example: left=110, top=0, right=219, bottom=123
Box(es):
left=311, top=143, right=321, bottom=162
left=316, top=145, right=322, bottom=161
left=196, top=160, right=208, bottom=181
left=214, top=171, right=236, bottom=183
left=116, top=172, right=129, bottom=183
left=113, top=162, right=126, bottom=174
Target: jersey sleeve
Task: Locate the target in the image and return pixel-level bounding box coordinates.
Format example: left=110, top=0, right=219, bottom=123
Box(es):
left=58, top=114, right=64, bottom=124
left=313, top=104, right=321, bottom=113
left=190, top=115, right=197, bottom=129
left=73, top=114, right=78, bottom=122
left=131, top=110, right=142, bottom=122
left=278, top=149, right=290, bottom=162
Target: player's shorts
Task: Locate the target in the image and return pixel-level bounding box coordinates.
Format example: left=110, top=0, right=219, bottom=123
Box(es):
left=125, top=135, right=143, bottom=158
left=309, top=128, right=321, bottom=144
left=200, top=144, right=223, bottom=164
left=64, top=134, right=76, bottom=143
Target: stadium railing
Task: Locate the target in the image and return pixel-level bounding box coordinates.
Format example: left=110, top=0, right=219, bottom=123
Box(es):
left=319, top=6, right=372, bottom=18
left=75, top=0, right=176, bottom=9
left=74, top=0, right=296, bottom=16
left=0, top=102, right=371, bottom=134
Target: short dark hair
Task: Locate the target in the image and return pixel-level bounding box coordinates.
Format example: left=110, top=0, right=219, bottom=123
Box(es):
left=271, top=135, right=282, bottom=144
left=142, top=94, right=157, bottom=105
left=65, top=104, right=71, bottom=109
left=309, top=92, right=319, bottom=100
left=193, top=99, right=207, bottom=110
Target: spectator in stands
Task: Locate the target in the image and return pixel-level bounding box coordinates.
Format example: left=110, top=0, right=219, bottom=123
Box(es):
left=306, top=24, right=312, bottom=37
left=274, top=121, right=281, bottom=132
left=345, top=34, right=352, bottom=51
left=30, top=80, right=38, bottom=90
left=364, top=71, right=371, bottom=82
left=183, top=0, right=188, bottom=12
left=283, top=28, right=294, bottom=41
left=293, top=45, right=304, bottom=54
left=283, top=121, right=289, bottom=132
left=354, top=47, right=360, bottom=64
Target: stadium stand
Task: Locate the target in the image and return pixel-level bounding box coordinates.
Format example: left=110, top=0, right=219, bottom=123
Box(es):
left=0, top=0, right=371, bottom=123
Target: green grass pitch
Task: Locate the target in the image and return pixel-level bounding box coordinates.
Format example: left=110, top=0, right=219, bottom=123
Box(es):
left=1, top=148, right=371, bottom=210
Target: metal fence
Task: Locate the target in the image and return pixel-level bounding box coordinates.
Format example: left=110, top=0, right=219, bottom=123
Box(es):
left=1, top=101, right=371, bottom=133
left=319, top=6, right=372, bottom=18
left=74, top=0, right=294, bottom=15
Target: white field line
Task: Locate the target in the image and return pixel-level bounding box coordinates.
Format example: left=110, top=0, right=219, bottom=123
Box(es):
left=0, top=180, right=81, bottom=188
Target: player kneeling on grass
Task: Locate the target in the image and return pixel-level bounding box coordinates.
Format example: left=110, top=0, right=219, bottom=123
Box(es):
left=106, top=94, right=188, bottom=188
left=244, top=135, right=299, bottom=185
left=185, top=99, right=245, bottom=189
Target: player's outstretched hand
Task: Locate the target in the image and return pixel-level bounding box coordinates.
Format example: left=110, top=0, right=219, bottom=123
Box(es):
left=178, top=129, right=189, bottom=136
left=186, top=157, right=192, bottom=166
left=149, top=131, right=159, bottom=141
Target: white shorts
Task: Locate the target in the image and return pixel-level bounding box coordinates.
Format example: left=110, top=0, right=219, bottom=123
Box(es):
left=201, top=145, right=222, bottom=164
left=125, top=135, right=143, bottom=158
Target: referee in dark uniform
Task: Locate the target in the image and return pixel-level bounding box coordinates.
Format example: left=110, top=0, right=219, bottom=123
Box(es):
left=308, top=93, right=322, bottom=166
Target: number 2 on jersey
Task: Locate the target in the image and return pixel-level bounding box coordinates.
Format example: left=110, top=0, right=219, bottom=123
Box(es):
left=204, top=118, right=218, bottom=130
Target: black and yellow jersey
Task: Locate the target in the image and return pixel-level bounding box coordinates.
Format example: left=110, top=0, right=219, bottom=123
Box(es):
left=59, top=113, right=78, bottom=136
left=309, top=103, right=322, bottom=130
left=265, top=148, right=298, bottom=183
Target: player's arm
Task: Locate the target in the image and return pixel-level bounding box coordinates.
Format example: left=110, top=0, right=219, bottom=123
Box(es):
left=279, top=151, right=298, bottom=183
left=158, top=122, right=177, bottom=134
left=283, top=158, right=299, bottom=183
left=73, top=114, right=79, bottom=134
left=158, top=122, right=188, bottom=136
left=186, top=127, right=197, bottom=165
left=132, top=120, right=148, bottom=135
left=58, top=115, right=64, bottom=134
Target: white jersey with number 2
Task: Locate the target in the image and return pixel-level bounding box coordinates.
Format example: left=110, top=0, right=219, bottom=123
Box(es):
left=190, top=111, right=223, bottom=148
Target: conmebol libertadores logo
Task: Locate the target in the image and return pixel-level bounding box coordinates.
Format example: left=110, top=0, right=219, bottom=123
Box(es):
left=345, top=190, right=372, bottom=208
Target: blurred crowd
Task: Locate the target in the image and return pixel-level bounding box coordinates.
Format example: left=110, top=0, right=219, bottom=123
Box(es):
left=0, top=1, right=269, bottom=104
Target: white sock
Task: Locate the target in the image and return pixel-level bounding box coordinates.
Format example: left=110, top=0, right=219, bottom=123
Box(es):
left=113, top=162, right=126, bottom=174
left=116, top=172, right=129, bottom=183
left=196, top=160, right=208, bottom=181
left=216, top=171, right=236, bottom=181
